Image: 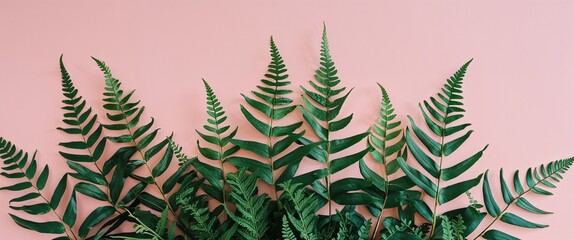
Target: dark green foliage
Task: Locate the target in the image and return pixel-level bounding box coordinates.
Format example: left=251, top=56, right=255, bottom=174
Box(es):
left=0, top=26, right=572, bottom=240
left=59, top=56, right=146, bottom=239
left=475, top=158, right=574, bottom=239
left=93, top=58, right=175, bottom=196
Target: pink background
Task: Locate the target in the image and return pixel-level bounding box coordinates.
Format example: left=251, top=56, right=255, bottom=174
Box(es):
left=1, top=1, right=573, bottom=239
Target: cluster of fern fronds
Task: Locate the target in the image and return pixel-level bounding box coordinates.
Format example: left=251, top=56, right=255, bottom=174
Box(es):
left=1, top=25, right=573, bottom=240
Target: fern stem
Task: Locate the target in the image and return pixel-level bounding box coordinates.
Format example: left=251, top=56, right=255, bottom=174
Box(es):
left=370, top=106, right=393, bottom=240
left=429, top=121, right=447, bottom=237
left=267, top=78, right=278, bottom=203
left=204, top=84, right=229, bottom=214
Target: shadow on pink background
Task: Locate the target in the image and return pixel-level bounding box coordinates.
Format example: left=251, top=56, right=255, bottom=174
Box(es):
left=1, top=1, right=573, bottom=239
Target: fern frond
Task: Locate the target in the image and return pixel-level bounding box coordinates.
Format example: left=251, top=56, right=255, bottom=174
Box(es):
left=111, top=209, right=167, bottom=240
left=92, top=57, right=176, bottom=188
left=58, top=56, right=142, bottom=238
left=476, top=157, right=574, bottom=239
left=333, top=212, right=351, bottom=240
left=440, top=215, right=454, bottom=240
left=228, top=36, right=312, bottom=204
left=176, top=187, right=221, bottom=240
left=0, top=138, right=74, bottom=238
left=192, top=79, right=238, bottom=205
left=397, top=59, right=488, bottom=236
left=358, top=219, right=372, bottom=240
left=281, top=216, right=297, bottom=240
left=369, top=83, right=405, bottom=169
left=225, top=169, right=270, bottom=240
left=361, top=83, right=411, bottom=239
left=279, top=181, right=318, bottom=240
left=297, top=24, right=371, bottom=217
left=92, top=57, right=189, bottom=237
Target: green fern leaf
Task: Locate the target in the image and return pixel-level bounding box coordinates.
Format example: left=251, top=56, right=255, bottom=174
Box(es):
left=0, top=138, right=71, bottom=237
left=59, top=56, right=142, bottom=238
left=476, top=157, right=574, bottom=239
left=297, top=24, right=371, bottom=216
left=281, top=216, right=297, bottom=240
left=398, top=60, right=487, bottom=236
left=361, top=83, right=411, bottom=238
left=279, top=181, right=319, bottom=240
left=92, top=57, right=191, bottom=238
left=225, top=169, right=270, bottom=240
left=228, top=36, right=314, bottom=204
left=177, top=187, right=221, bottom=240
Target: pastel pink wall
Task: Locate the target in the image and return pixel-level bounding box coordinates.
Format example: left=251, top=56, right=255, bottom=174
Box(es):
left=1, top=1, right=573, bottom=239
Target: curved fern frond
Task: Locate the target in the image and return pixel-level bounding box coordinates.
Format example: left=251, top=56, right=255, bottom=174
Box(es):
left=59, top=56, right=143, bottom=238
left=92, top=57, right=187, bottom=236
left=398, top=59, right=487, bottom=236
left=475, top=157, right=574, bottom=240
left=0, top=137, right=76, bottom=239
left=278, top=181, right=319, bottom=240
left=225, top=169, right=270, bottom=240
left=297, top=24, right=371, bottom=216
left=228, top=36, right=315, bottom=202
left=193, top=79, right=238, bottom=205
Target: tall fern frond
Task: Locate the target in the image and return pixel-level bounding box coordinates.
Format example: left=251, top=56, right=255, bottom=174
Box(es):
left=193, top=79, right=238, bottom=205
left=297, top=24, right=371, bottom=216
left=59, top=56, right=142, bottom=238
left=475, top=157, right=574, bottom=240
left=225, top=169, right=270, bottom=240
left=0, top=138, right=76, bottom=239
left=397, top=59, right=488, bottom=236
left=279, top=181, right=319, bottom=240
left=92, top=57, right=188, bottom=236
left=228, top=37, right=318, bottom=202
left=359, top=83, right=414, bottom=239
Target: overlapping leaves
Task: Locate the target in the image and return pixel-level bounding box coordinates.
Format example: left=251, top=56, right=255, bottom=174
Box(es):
left=59, top=56, right=145, bottom=239
left=93, top=57, right=188, bottom=237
